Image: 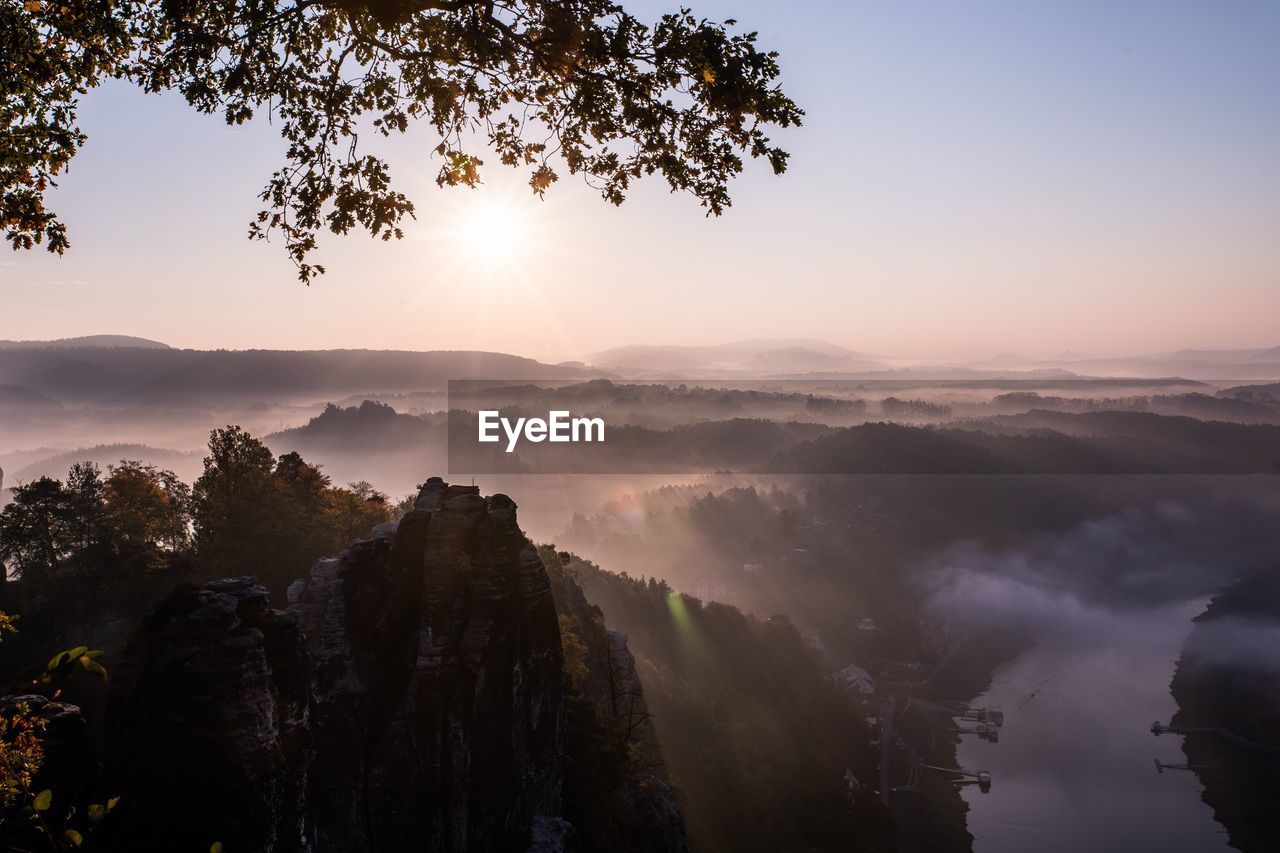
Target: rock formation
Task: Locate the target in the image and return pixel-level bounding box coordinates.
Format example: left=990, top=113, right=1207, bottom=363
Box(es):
left=1171, top=564, right=1280, bottom=853
left=103, top=577, right=312, bottom=851
left=287, top=477, right=565, bottom=851
left=86, top=477, right=677, bottom=852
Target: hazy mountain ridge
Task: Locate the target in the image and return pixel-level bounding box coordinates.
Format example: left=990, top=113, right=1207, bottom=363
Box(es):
left=588, top=339, right=886, bottom=376
left=9, top=444, right=203, bottom=484
left=765, top=413, right=1280, bottom=474
left=1219, top=382, right=1280, bottom=403
left=0, top=335, right=171, bottom=350
left=266, top=400, right=438, bottom=446
left=0, top=347, right=602, bottom=403
left=585, top=339, right=1280, bottom=380
left=0, top=384, right=61, bottom=407
left=264, top=401, right=446, bottom=497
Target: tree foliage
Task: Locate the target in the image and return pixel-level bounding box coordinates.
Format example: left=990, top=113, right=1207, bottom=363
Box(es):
left=103, top=461, right=192, bottom=551
left=549, top=548, right=895, bottom=853
left=3, top=0, right=802, bottom=280
left=0, top=462, right=190, bottom=583
left=0, top=427, right=390, bottom=600
left=192, top=427, right=392, bottom=594
left=191, top=426, right=282, bottom=577
left=0, top=477, right=76, bottom=582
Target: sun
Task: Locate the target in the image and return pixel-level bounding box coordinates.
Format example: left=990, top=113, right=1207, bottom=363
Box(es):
left=419, top=180, right=568, bottom=288
left=451, top=195, right=535, bottom=271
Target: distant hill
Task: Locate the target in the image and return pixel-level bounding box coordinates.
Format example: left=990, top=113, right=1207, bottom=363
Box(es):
left=0, top=385, right=61, bottom=407
left=12, top=444, right=202, bottom=483
left=0, top=335, right=170, bottom=350
left=0, top=347, right=602, bottom=402
left=1247, top=346, right=1280, bottom=362
left=266, top=400, right=440, bottom=453
left=1218, top=382, right=1280, bottom=403
left=765, top=414, right=1280, bottom=474
left=1167, top=349, right=1247, bottom=362
left=264, top=401, right=447, bottom=497
left=588, top=339, right=886, bottom=376
left=990, top=391, right=1279, bottom=424
left=991, top=348, right=1280, bottom=380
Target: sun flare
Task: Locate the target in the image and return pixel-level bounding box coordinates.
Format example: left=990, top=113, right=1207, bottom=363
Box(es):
left=451, top=196, right=535, bottom=272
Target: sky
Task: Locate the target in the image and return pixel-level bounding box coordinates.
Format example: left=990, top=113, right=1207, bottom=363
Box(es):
left=2, top=0, right=1278, bottom=363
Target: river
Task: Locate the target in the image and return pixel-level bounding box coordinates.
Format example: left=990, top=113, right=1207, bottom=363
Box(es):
left=956, top=598, right=1231, bottom=852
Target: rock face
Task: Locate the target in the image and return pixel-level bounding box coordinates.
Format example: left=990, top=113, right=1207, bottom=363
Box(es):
left=548, top=557, right=689, bottom=853
left=103, top=577, right=312, bottom=851
left=287, top=478, right=565, bottom=851
left=94, top=478, right=685, bottom=852
left=102, top=477, right=575, bottom=852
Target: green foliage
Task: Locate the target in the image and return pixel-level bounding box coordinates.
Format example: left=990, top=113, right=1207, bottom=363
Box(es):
left=0, top=477, right=77, bottom=581
left=0, top=426, right=391, bottom=642
left=0, top=0, right=134, bottom=255
left=3, top=0, right=800, bottom=280
left=193, top=426, right=393, bottom=596
left=0, top=459, right=193, bottom=585
left=557, top=614, right=590, bottom=689
left=191, top=426, right=280, bottom=579
left=103, top=461, right=192, bottom=551
left=391, top=491, right=419, bottom=519
left=0, top=659, right=119, bottom=852
left=42, top=646, right=108, bottom=685
left=553, top=549, right=893, bottom=853
left=0, top=703, right=44, bottom=809
left=326, top=484, right=392, bottom=547
left=540, top=547, right=653, bottom=852
left=64, top=463, right=108, bottom=553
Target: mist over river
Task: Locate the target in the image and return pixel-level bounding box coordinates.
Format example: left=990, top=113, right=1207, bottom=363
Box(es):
left=957, top=598, right=1229, bottom=852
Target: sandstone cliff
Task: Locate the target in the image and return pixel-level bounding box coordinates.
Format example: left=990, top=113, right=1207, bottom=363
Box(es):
left=83, top=477, right=682, bottom=852
left=103, top=577, right=313, bottom=850
left=287, top=478, right=565, bottom=852
left=545, top=548, right=688, bottom=853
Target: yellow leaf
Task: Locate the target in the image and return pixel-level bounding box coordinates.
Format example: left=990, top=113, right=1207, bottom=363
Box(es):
left=33, top=789, right=52, bottom=811
left=211, top=843, right=224, bottom=853
left=701, top=67, right=717, bottom=84
left=64, top=829, right=83, bottom=846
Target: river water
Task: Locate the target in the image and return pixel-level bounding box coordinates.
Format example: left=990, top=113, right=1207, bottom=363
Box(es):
left=956, top=598, right=1231, bottom=852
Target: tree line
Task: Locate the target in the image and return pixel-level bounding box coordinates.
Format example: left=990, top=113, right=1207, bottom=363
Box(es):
left=0, top=426, right=400, bottom=600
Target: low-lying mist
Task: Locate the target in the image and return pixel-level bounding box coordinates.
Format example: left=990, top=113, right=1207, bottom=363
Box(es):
left=918, top=500, right=1278, bottom=628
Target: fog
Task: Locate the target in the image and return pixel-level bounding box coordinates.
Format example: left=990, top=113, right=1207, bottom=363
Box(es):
left=2, top=344, right=1278, bottom=853
left=1184, top=617, right=1280, bottom=675
left=908, top=508, right=1269, bottom=853
left=918, top=502, right=1257, bottom=623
